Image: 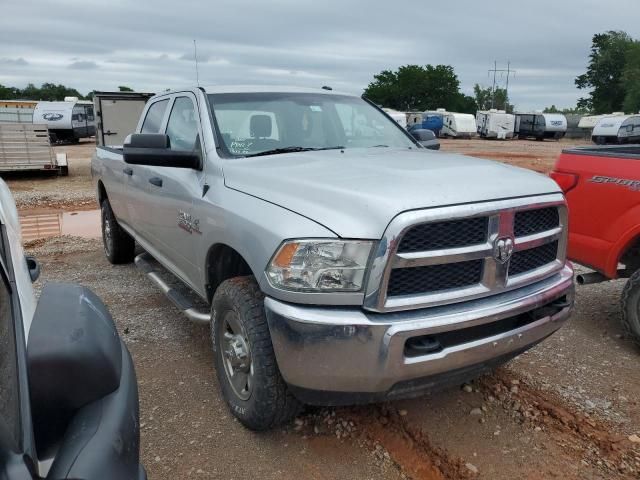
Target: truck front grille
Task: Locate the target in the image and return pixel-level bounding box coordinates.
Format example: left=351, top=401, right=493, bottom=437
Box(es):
left=387, top=260, right=483, bottom=296
left=509, top=241, right=559, bottom=276
left=364, top=197, right=568, bottom=312
left=397, top=217, right=488, bottom=252
left=514, top=207, right=559, bottom=237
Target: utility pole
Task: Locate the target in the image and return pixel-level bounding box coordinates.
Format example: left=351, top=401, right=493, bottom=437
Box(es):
left=488, top=61, right=515, bottom=110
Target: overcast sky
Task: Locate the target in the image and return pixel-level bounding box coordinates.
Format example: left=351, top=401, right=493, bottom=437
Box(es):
left=1, top=0, right=639, bottom=110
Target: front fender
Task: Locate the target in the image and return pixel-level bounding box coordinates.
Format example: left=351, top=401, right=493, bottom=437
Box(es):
left=195, top=186, right=336, bottom=296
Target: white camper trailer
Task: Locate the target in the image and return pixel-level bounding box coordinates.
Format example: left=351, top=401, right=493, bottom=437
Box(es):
left=541, top=113, right=568, bottom=139
left=382, top=108, right=407, bottom=128
left=476, top=110, right=515, bottom=139
left=441, top=112, right=477, bottom=138
left=592, top=115, right=640, bottom=144
left=32, top=100, right=95, bottom=142
left=514, top=113, right=567, bottom=140
left=578, top=112, right=625, bottom=139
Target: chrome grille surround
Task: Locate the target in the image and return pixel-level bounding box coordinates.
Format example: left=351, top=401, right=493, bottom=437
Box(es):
left=363, top=193, right=568, bottom=313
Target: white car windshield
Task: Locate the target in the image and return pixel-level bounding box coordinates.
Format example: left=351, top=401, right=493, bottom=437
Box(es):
left=207, top=92, right=416, bottom=157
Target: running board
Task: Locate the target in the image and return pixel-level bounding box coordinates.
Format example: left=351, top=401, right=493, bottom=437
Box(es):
left=134, top=253, right=211, bottom=324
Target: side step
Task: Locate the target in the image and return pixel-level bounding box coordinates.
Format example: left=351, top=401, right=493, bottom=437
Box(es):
left=134, top=253, right=210, bottom=324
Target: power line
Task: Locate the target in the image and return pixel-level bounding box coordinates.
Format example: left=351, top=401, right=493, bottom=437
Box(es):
left=488, top=61, right=515, bottom=109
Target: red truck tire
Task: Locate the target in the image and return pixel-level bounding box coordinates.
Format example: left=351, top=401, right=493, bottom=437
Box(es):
left=622, top=270, right=640, bottom=347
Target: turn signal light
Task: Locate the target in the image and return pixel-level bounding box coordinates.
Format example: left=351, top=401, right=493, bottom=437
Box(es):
left=550, top=171, right=578, bottom=193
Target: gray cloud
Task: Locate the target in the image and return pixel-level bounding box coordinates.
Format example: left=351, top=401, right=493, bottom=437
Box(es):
left=68, top=60, right=98, bottom=70
left=1, top=0, right=639, bottom=110
left=0, top=57, right=28, bottom=66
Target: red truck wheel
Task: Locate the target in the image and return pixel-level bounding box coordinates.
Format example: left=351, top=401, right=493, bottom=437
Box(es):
left=621, top=270, right=640, bottom=348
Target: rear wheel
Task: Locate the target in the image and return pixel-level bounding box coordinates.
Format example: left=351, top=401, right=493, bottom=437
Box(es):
left=621, top=269, right=640, bottom=348
left=101, top=199, right=135, bottom=264
left=211, top=276, right=301, bottom=430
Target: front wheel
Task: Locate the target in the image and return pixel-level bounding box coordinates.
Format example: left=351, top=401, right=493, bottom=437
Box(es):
left=211, top=276, right=301, bottom=430
left=621, top=270, right=640, bottom=348
left=101, top=199, right=135, bottom=264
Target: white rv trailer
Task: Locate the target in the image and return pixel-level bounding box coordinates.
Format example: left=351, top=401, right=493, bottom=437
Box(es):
left=578, top=112, right=626, bottom=129
left=591, top=115, right=640, bottom=144
left=514, top=113, right=567, bottom=140
left=476, top=110, right=515, bottom=139
left=32, top=100, right=95, bottom=142
left=541, top=113, right=568, bottom=139
left=382, top=108, right=408, bottom=128
left=441, top=112, right=477, bottom=138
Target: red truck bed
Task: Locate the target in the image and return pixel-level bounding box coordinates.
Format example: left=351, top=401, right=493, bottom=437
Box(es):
left=551, top=145, right=640, bottom=278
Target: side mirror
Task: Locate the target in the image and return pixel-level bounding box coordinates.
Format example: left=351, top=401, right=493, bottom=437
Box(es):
left=25, top=255, right=40, bottom=282
left=410, top=129, right=440, bottom=150
left=410, top=128, right=436, bottom=142
left=123, top=133, right=200, bottom=169
left=27, top=283, right=123, bottom=453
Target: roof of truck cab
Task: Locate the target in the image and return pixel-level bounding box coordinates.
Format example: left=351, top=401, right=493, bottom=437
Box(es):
left=201, top=85, right=354, bottom=96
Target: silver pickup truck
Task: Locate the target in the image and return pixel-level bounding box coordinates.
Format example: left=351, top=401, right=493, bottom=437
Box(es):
left=92, top=86, right=575, bottom=430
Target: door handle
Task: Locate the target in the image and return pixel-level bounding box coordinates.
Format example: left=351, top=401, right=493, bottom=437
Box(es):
left=123, top=167, right=133, bottom=176
left=149, top=177, right=163, bottom=187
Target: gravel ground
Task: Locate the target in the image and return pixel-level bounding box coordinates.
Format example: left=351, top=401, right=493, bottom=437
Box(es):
left=11, top=137, right=640, bottom=479
left=25, top=237, right=640, bottom=479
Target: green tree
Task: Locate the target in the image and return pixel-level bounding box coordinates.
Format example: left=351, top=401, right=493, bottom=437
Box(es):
left=363, top=64, right=465, bottom=111
left=0, top=84, right=18, bottom=99
left=623, top=42, right=640, bottom=113
left=118, top=85, right=134, bottom=92
left=453, top=94, right=477, bottom=114
left=575, top=31, right=635, bottom=113
left=543, top=105, right=591, bottom=114
left=473, top=84, right=513, bottom=112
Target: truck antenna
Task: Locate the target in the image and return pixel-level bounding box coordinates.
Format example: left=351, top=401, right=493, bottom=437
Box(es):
left=193, top=40, right=200, bottom=87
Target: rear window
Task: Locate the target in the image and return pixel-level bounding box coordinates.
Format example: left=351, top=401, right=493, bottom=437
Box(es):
left=141, top=99, right=169, bottom=133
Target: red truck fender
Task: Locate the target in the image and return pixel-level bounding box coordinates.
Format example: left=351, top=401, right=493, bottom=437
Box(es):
left=608, top=216, right=640, bottom=278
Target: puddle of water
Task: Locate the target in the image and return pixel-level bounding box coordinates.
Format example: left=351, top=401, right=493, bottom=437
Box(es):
left=19, top=209, right=101, bottom=242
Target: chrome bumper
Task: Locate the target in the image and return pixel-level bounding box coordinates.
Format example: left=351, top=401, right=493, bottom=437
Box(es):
left=265, top=264, right=574, bottom=401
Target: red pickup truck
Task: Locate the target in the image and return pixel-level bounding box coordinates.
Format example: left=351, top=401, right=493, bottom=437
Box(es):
left=551, top=145, right=640, bottom=346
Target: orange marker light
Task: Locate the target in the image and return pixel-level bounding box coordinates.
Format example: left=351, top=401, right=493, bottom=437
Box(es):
left=273, top=242, right=299, bottom=268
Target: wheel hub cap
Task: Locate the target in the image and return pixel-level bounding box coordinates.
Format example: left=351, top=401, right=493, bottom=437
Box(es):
left=221, top=312, right=253, bottom=401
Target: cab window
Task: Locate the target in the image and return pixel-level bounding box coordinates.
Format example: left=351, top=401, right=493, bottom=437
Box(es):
left=141, top=99, right=169, bottom=134
left=165, top=97, right=199, bottom=151
left=0, top=236, right=20, bottom=451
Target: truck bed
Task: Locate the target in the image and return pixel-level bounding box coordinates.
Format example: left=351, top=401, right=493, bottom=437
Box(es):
left=562, top=145, right=640, bottom=159
left=553, top=144, right=640, bottom=277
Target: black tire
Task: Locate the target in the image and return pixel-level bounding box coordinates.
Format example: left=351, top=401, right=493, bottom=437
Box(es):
left=101, top=199, right=135, bottom=264
left=59, top=166, right=69, bottom=176
left=621, top=270, right=640, bottom=349
left=211, top=276, right=301, bottom=430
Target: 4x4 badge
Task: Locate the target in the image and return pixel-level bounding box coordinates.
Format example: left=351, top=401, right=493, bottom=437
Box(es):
left=494, top=237, right=514, bottom=264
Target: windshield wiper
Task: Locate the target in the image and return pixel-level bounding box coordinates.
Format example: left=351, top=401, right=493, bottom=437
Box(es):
left=245, top=146, right=344, bottom=157
left=370, top=144, right=389, bottom=148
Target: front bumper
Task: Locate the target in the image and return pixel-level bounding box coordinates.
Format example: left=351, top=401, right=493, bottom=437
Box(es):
left=265, top=264, right=574, bottom=405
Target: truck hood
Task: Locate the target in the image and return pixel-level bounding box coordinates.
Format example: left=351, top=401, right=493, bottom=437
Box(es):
left=222, top=148, right=561, bottom=239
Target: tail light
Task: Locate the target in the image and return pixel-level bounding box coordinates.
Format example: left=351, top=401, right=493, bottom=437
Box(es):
left=550, top=171, right=578, bottom=193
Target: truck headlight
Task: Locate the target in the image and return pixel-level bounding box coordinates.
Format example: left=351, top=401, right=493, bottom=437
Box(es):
left=266, top=240, right=374, bottom=292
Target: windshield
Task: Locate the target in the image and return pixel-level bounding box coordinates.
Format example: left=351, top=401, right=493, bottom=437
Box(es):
left=207, top=92, right=416, bottom=157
